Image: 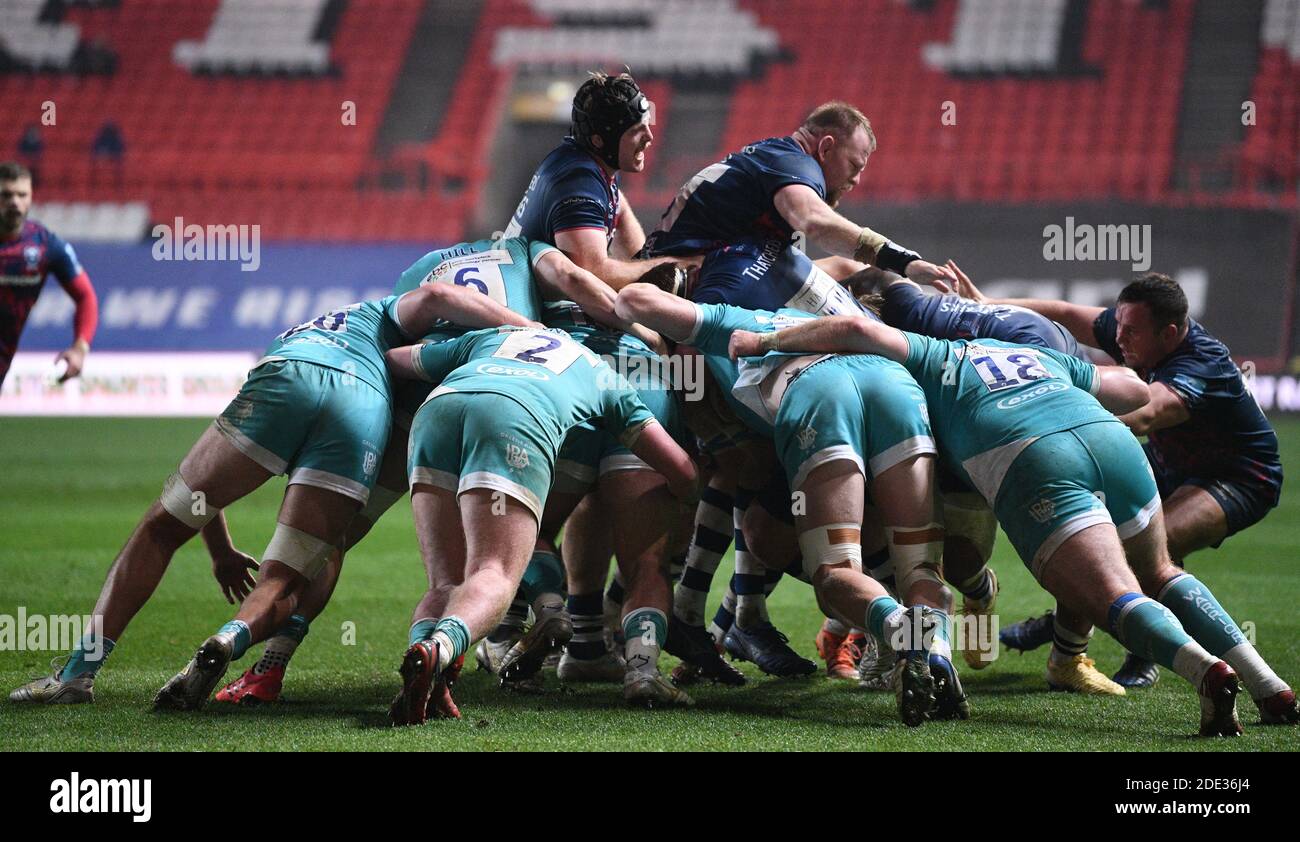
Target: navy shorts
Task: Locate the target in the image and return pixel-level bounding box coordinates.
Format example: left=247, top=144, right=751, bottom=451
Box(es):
left=1144, top=442, right=1281, bottom=544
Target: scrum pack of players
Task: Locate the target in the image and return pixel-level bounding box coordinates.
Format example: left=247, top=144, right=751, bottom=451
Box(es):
left=9, top=74, right=1298, bottom=736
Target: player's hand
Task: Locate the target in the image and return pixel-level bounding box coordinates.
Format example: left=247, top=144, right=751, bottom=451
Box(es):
left=54, top=341, right=88, bottom=382
left=904, top=259, right=959, bottom=289
left=629, top=323, right=669, bottom=356
left=728, top=330, right=764, bottom=360
left=212, top=547, right=260, bottom=604
left=939, top=259, right=986, bottom=302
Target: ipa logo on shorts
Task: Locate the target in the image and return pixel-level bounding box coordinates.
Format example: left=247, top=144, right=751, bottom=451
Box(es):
left=1028, top=498, right=1056, bottom=524
left=362, top=450, right=378, bottom=477
left=505, top=443, right=530, bottom=471
left=796, top=425, right=817, bottom=451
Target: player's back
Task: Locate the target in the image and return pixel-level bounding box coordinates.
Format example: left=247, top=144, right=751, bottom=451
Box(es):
left=882, top=282, right=1085, bottom=359
left=644, top=136, right=826, bottom=257
left=503, top=138, right=620, bottom=246
left=394, top=236, right=549, bottom=341
left=260, top=297, right=404, bottom=395
left=900, top=333, right=1117, bottom=500
left=413, top=325, right=648, bottom=450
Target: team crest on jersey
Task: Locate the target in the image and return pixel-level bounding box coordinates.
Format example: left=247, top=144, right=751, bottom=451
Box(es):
left=505, top=443, right=530, bottom=471
left=796, top=425, right=817, bottom=451
left=23, top=245, right=40, bottom=271
left=1028, top=498, right=1056, bottom=524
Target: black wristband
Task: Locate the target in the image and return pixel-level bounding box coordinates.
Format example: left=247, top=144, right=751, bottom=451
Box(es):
left=875, top=240, right=922, bottom=275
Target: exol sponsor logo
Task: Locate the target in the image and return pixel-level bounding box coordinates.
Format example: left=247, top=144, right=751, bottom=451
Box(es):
left=475, top=363, right=549, bottom=380
left=995, top=381, right=1067, bottom=409
left=50, top=773, right=152, bottom=823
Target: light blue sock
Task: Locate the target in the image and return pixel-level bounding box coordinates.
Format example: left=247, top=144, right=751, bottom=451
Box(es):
left=409, top=617, right=439, bottom=647
left=217, top=620, right=252, bottom=660
left=60, top=635, right=116, bottom=681
left=1108, top=593, right=1189, bottom=669
left=430, top=616, right=471, bottom=671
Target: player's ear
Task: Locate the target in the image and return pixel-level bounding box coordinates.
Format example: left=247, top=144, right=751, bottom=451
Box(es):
left=816, top=133, right=836, bottom=161
left=591, top=135, right=605, bottom=150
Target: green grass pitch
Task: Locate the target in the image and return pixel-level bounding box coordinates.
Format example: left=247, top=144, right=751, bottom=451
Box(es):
left=2, top=417, right=1297, bottom=751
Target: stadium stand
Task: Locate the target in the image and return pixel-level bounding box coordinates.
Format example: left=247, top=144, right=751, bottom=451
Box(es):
left=2, top=0, right=1295, bottom=245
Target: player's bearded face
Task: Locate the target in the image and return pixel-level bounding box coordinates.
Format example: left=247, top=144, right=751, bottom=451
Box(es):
left=0, top=178, right=31, bottom=230
left=819, top=128, right=872, bottom=208
left=618, top=121, right=654, bottom=173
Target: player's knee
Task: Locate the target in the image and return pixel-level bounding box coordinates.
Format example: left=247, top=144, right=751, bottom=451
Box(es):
left=799, top=524, right=863, bottom=583
left=159, top=471, right=219, bottom=532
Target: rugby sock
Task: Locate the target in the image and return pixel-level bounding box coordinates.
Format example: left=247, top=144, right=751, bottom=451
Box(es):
left=866, top=596, right=907, bottom=652
left=708, top=592, right=736, bottom=645
left=59, top=635, right=116, bottom=682
left=1048, top=616, right=1091, bottom=666
left=253, top=614, right=309, bottom=675
left=623, top=607, right=667, bottom=675
left=668, top=551, right=687, bottom=584
left=1108, top=594, right=1217, bottom=690
left=429, top=616, right=470, bottom=672
left=956, top=566, right=994, bottom=606
left=566, top=591, right=606, bottom=660
left=215, top=620, right=252, bottom=660
left=733, top=513, right=770, bottom=629
left=674, top=484, right=734, bottom=626
left=519, top=550, right=565, bottom=605
left=823, top=617, right=850, bottom=637
left=488, top=593, right=528, bottom=643
left=1158, top=573, right=1288, bottom=699
left=408, top=617, right=438, bottom=647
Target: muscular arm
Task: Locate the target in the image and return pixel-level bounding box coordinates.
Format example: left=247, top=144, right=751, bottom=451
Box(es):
left=773, top=185, right=954, bottom=284
left=727, top=313, right=910, bottom=364
left=554, top=226, right=679, bottom=291
left=1093, top=365, right=1152, bottom=416
left=533, top=251, right=663, bottom=350
left=611, top=203, right=648, bottom=260
left=1118, top=380, right=1189, bottom=436
left=394, top=281, right=539, bottom=338
left=614, top=282, right=702, bottom=343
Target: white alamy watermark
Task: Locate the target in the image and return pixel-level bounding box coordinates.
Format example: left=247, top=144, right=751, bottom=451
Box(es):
left=1042, top=216, right=1152, bottom=272
left=0, top=609, right=103, bottom=655
left=594, top=351, right=705, bottom=402
left=151, top=216, right=261, bottom=272
left=50, top=773, right=151, bottom=823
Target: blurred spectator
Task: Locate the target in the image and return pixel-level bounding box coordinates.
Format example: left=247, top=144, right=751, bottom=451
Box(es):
left=91, top=121, right=124, bottom=161
left=17, top=125, right=43, bottom=183
left=91, top=120, right=125, bottom=187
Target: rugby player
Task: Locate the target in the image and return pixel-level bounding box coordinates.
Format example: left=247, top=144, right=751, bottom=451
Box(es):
left=9, top=281, right=533, bottom=706
left=385, top=324, right=699, bottom=721
left=0, top=161, right=97, bottom=387
left=730, top=312, right=1297, bottom=735
left=640, top=102, right=960, bottom=676
left=502, top=71, right=729, bottom=686
left=959, top=272, right=1291, bottom=711
left=866, top=263, right=1123, bottom=694
left=617, top=280, right=970, bottom=724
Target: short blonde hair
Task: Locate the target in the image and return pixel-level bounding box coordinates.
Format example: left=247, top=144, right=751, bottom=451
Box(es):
left=801, top=101, right=876, bottom=154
